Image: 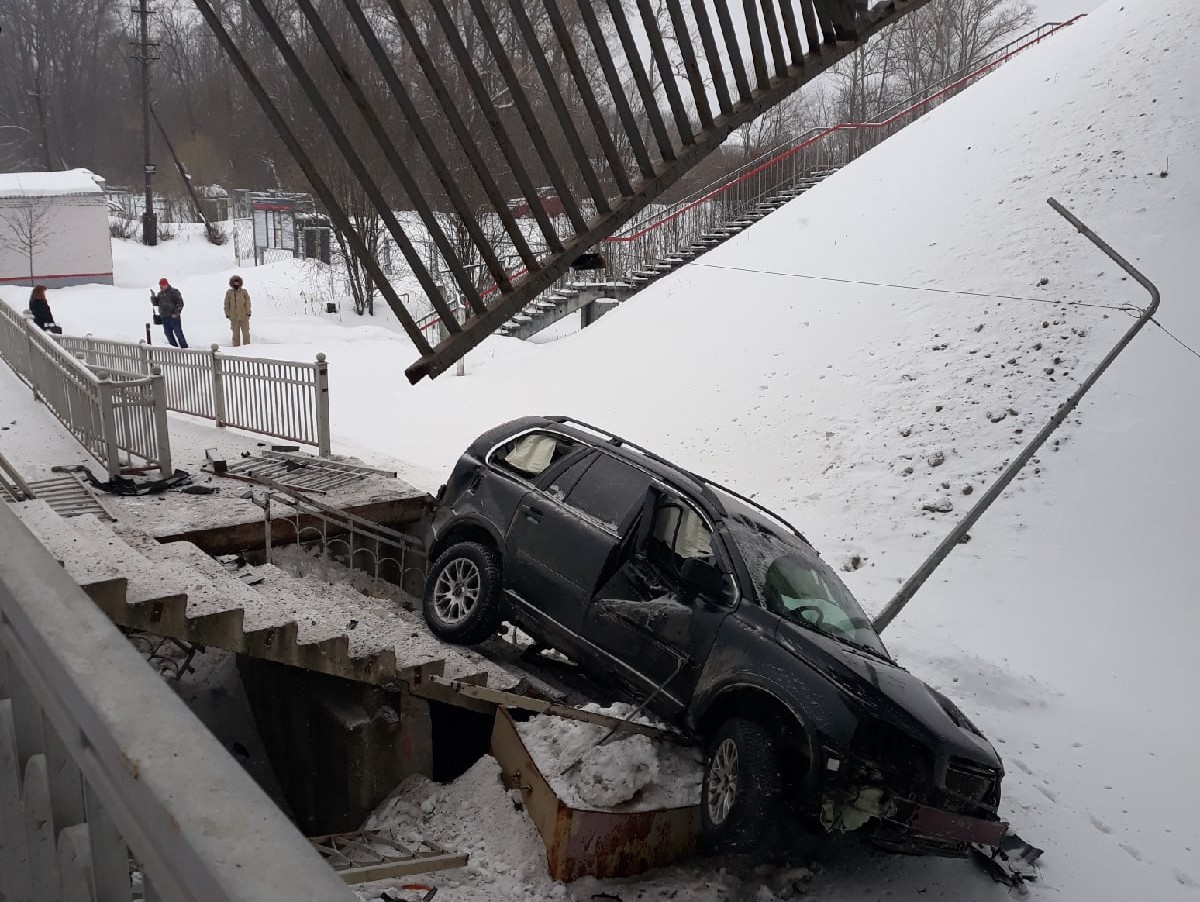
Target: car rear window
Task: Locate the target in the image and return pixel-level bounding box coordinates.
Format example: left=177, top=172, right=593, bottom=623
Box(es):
left=564, top=453, right=650, bottom=532
left=491, top=431, right=578, bottom=478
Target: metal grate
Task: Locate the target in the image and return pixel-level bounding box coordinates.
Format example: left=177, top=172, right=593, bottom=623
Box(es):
left=209, top=451, right=393, bottom=495
left=309, top=829, right=467, bottom=885
left=25, top=474, right=114, bottom=521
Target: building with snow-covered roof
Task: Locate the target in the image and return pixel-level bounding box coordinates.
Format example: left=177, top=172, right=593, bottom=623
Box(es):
left=0, top=169, right=114, bottom=288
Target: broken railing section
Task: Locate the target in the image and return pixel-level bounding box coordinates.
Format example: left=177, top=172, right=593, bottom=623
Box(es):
left=873, top=199, right=1161, bottom=632
left=191, top=0, right=935, bottom=382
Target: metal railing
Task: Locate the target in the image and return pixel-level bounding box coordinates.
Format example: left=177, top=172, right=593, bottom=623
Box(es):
left=0, top=301, right=171, bottom=478
left=0, top=502, right=359, bottom=902
left=58, top=336, right=332, bottom=457
left=603, top=17, right=1085, bottom=283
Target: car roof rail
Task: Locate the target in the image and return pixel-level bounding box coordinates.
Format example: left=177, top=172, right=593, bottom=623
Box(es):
left=547, top=416, right=808, bottom=543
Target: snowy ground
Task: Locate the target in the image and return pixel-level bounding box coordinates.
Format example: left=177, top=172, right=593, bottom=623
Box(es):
left=2, top=0, right=1197, bottom=898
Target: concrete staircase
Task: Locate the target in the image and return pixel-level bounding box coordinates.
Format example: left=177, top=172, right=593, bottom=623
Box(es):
left=11, top=500, right=513, bottom=690
left=498, top=169, right=837, bottom=340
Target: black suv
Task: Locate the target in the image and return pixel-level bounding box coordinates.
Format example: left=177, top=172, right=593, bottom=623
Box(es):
left=424, top=416, right=1007, bottom=855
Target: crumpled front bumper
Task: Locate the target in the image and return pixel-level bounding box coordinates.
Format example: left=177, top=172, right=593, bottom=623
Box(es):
left=893, top=799, right=1008, bottom=848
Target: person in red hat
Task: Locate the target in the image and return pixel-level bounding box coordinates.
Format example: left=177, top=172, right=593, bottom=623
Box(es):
left=151, top=277, right=188, bottom=348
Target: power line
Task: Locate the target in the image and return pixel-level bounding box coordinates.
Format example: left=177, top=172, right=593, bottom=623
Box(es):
left=1150, top=317, right=1200, bottom=364
left=690, top=261, right=1136, bottom=312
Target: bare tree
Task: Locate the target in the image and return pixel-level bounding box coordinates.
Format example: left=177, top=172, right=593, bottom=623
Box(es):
left=1, top=205, right=52, bottom=286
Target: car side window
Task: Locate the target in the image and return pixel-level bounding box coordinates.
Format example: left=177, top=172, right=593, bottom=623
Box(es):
left=652, top=502, right=714, bottom=562
left=563, top=453, right=650, bottom=532
left=543, top=451, right=595, bottom=500
left=491, top=431, right=578, bottom=479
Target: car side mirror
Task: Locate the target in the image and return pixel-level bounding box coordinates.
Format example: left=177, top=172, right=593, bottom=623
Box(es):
left=680, top=557, right=729, bottom=602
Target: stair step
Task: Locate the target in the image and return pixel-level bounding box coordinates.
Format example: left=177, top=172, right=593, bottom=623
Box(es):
left=13, top=501, right=189, bottom=627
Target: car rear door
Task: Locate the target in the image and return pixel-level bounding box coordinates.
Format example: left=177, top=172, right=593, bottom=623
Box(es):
left=585, top=493, right=735, bottom=716
left=504, top=451, right=651, bottom=647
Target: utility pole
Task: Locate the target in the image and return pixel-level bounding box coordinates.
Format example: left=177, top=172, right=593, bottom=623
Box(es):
left=135, top=0, right=158, bottom=245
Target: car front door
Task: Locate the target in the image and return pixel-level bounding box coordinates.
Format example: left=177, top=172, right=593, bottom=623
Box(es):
left=584, top=492, right=735, bottom=718
left=504, top=451, right=652, bottom=650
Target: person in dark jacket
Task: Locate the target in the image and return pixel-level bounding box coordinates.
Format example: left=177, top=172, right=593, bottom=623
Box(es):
left=28, top=285, right=59, bottom=333
left=152, top=277, right=188, bottom=348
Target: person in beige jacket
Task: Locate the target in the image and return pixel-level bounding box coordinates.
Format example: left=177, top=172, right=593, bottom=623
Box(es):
left=224, top=275, right=252, bottom=346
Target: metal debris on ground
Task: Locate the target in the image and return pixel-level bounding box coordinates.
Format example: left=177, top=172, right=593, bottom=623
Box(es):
left=971, top=833, right=1044, bottom=891
left=206, top=450, right=395, bottom=495
left=308, top=829, right=467, bottom=885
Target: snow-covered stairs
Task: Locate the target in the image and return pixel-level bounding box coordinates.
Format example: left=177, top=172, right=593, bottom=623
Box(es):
left=11, top=502, right=514, bottom=690
left=498, top=169, right=838, bottom=340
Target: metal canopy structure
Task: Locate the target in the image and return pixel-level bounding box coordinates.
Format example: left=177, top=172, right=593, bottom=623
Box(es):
left=191, top=0, right=933, bottom=383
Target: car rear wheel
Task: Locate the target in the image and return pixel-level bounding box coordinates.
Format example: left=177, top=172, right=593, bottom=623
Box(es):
left=701, top=717, right=783, bottom=853
left=423, top=542, right=504, bottom=645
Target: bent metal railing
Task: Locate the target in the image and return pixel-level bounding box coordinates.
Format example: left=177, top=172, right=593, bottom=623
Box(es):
left=193, top=0, right=941, bottom=382
left=57, top=335, right=332, bottom=457
left=0, top=301, right=171, bottom=478
left=0, top=502, right=359, bottom=902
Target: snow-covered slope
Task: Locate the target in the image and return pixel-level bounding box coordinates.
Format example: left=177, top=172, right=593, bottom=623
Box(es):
left=4, top=0, right=1196, bottom=897
left=355, top=2, right=1200, bottom=897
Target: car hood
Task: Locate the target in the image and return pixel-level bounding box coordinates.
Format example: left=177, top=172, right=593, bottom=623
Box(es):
left=773, top=619, right=1002, bottom=770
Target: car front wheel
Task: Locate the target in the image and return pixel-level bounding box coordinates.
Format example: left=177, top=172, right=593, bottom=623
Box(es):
left=422, top=541, right=504, bottom=645
left=701, top=717, right=784, bottom=853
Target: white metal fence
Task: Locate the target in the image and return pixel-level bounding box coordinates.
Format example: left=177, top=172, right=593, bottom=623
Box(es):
left=57, top=336, right=331, bottom=456
left=0, top=301, right=171, bottom=478
left=0, top=502, right=359, bottom=902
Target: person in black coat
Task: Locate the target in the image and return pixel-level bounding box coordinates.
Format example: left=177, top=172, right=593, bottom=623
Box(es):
left=152, top=277, right=189, bottom=348
left=28, top=285, right=61, bottom=333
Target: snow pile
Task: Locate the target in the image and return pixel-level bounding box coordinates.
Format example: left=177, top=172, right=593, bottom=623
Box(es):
left=515, top=704, right=702, bottom=811
left=360, top=758, right=568, bottom=902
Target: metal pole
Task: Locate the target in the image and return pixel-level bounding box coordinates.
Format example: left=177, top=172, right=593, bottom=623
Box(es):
left=138, top=0, right=158, bottom=246
left=150, top=365, right=172, bottom=475
left=873, top=198, right=1161, bottom=633
left=315, top=352, right=330, bottom=457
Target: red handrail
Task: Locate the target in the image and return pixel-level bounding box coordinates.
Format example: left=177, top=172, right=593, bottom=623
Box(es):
left=413, top=15, right=1085, bottom=334
left=606, top=15, right=1085, bottom=242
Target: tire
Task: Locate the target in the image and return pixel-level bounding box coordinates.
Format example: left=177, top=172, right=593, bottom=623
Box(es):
left=422, top=541, right=505, bottom=645
left=701, top=717, right=784, bottom=854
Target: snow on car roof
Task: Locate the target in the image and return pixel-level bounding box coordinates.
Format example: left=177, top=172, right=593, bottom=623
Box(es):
left=0, top=168, right=106, bottom=200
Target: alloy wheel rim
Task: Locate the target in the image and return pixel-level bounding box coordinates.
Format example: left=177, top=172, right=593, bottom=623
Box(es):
left=707, top=737, right=739, bottom=825
left=432, top=557, right=482, bottom=624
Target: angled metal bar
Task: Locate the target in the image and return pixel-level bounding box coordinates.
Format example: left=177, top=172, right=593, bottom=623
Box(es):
left=663, top=0, right=714, bottom=129
left=464, top=0, right=589, bottom=234
left=712, top=0, right=753, bottom=102
left=759, top=0, right=790, bottom=77
left=741, top=0, right=772, bottom=89
left=503, top=0, right=612, bottom=214
left=575, top=0, right=658, bottom=176
left=293, top=0, right=488, bottom=314
left=187, top=0, right=432, bottom=354
left=633, top=0, right=696, bottom=144
left=798, top=0, right=823, bottom=52
left=424, top=0, right=565, bottom=253
left=382, top=0, right=538, bottom=270
left=604, top=0, right=678, bottom=161
left=690, top=0, right=733, bottom=116
left=242, top=0, right=463, bottom=332
left=874, top=199, right=1161, bottom=633
left=777, top=0, right=806, bottom=66
left=339, top=0, right=512, bottom=296
left=539, top=0, right=636, bottom=196
left=405, top=0, right=938, bottom=383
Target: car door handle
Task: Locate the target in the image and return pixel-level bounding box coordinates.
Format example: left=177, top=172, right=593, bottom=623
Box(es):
left=523, top=503, right=543, bottom=522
